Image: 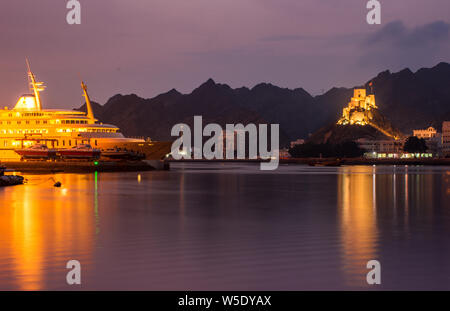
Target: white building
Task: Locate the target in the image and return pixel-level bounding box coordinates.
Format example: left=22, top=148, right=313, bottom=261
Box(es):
left=290, top=139, right=304, bottom=149
left=411, top=126, right=443, bottom=156
left=357, top=138, right=436, bottom=158
left=413, top=126, right=437, bottom=139
left=357, top=138, right=404, bottom=154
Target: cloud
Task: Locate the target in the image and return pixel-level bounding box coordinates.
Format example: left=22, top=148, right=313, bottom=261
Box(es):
left=366, top=20, right=450, bottom=48
left=360, top=20, right=450, bottom=71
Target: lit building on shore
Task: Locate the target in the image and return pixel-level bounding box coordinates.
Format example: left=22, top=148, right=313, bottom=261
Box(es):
left=413, top=126, right=442, bottom=157
left=357, top=138, right=434, bottom=159
left=413, top=126, right=437, bottom=139
left=356, top=138, right=404, bottom=154
left=290, top=139, right=305, bottom=149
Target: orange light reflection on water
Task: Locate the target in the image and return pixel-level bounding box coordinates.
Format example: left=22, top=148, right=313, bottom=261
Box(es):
left=0, top=174, right=96, bottom=290
left=338, top=166, right=378, bottom=287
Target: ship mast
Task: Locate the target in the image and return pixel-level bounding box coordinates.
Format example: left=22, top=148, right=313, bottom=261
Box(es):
left=81, top=81, right=95, bottom=124
left=26, top=59, right=45, bottom=110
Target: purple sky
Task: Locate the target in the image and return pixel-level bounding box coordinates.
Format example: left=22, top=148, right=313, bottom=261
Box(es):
left=1, top=0, right=449, bottom=109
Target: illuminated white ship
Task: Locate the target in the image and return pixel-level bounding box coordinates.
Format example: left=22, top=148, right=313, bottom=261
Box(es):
left=0, top=61, right=170, bottom=161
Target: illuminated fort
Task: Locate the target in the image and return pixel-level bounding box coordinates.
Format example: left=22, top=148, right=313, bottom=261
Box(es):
left=337, top=89, right=377, bottom=126
left=337, top=89, right=400, bottom=140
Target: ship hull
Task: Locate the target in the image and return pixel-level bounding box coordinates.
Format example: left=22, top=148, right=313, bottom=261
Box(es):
left=15, top=150, right=57, bottom=159
left=59, top=150, right=101, bottom=159
left=95, top=140, right=173, bottom=160
left=1, top=141, right=172, bottom=161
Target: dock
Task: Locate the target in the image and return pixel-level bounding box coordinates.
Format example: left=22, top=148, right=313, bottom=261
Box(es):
left=1, top=160, right=169, bottom=173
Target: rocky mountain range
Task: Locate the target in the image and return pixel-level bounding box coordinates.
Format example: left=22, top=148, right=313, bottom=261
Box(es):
left=76, top=62, right=450, bottom=146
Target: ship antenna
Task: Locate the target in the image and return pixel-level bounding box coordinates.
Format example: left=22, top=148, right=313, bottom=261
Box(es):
left=81, top=80, right=95, bottom=124
left=26, top=58, right=45, bottom=110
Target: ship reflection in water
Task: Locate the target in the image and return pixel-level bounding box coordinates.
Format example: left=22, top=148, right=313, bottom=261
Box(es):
left=0, top=174, right=96, bottom=290
left=1, top=163, right=450, bottom=290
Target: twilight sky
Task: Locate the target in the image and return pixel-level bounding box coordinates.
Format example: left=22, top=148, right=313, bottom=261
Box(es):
left=1, top=0, right=450, bottom=109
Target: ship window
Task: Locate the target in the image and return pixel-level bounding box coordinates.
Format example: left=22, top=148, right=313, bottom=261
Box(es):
left=69, top=140, right=72, bottom=146
left=36, top=121, right=40, bottom=124
left=7, top=121, right=11, bottom=125
left=63, top=140, right=65, bottom=146
left=26, top=121, right=30, bottom=124
left=17, top=121, right=21, bottom=124
left=95, top=140, right=98, bottom=146
left=43, top=121, right=47, bottom=124
left=76, top=120, right=80, bottom=124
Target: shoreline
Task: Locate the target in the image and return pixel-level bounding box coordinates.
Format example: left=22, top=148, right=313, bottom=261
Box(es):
left=169, top=158, right=450, bottom=166
left=281, top=158, right=450, bottom=166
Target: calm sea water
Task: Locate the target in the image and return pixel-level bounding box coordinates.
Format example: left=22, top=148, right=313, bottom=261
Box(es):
left=1, top=163, right=450, bottom=290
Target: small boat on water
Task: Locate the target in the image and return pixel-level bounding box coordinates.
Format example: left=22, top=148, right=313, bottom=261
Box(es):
left=0, top=166, right=24, bottom=186
left=308, top=159, right=342, bottom=167
left=59, top=144, right=101, bottom=160
left=0, top=175, right=24, bottom=186
left=15, top=144, right=57, bottom=161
